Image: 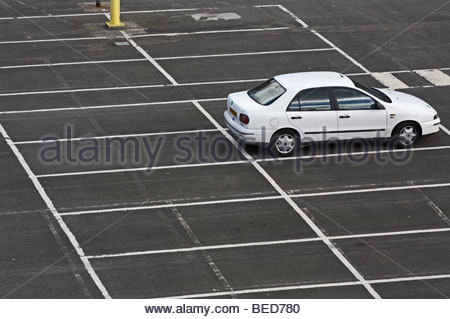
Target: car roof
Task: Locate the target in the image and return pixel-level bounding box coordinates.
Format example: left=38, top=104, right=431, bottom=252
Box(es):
left=274, top=71, right=355, bottom=90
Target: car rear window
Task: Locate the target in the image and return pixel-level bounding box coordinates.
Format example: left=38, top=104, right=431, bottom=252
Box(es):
left=248, top=78, right=286, bottom=105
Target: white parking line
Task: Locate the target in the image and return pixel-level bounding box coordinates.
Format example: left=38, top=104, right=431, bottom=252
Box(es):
left=0, top=97, right=227, bottom=114
left=2, top=67, right=450, bottom=97
left=131, top=26, right=289, bottom=38
left=0, top=48, right=334, bottom=70
left=439, top=124, right=450, bottom=137
left=192, top=100, right=381, bottom=298
left=371, top=72, right=409, bottom=89
left=86, top=227, right=450, bottom=259
left=166, top=273, right=450, bottom=299
left=120, top=30, right=178, bottom=85
left=0, top=8, right=201, bottom=20
left=416, top=69, right=450, bottom=86
left=0, top=36, right=109, bottom=45
left=259, top=4, right=371, bottom=74
left=13, top=128, right=222, bottom=145
left=0, top=27, right=288, bottom=45
left=34, top=145, right=450, bottom=178
left=0, top=58, right=146, bottom=69
left=0, top=123, right=111, bottom=299
left=59, top=182, right=450, bottom=216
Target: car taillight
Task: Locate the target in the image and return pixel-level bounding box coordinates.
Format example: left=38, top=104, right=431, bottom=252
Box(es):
left=239, top=113, right=249, bottom=124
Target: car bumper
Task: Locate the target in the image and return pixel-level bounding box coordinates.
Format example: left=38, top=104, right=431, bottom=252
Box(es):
left=420, top=117, right=441, bottom=136
left=224, top=111, right=268, bottom=144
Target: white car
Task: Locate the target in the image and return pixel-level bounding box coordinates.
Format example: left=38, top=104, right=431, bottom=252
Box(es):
left=224, top=71, right=440, bottom=156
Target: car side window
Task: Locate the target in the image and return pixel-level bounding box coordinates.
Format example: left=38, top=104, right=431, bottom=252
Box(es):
left=333, top=87, right=377, bottom=110
left=287, top=88, right=332, bottom=111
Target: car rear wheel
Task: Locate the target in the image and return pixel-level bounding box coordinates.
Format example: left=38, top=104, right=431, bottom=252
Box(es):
left=271, top=129, right=299, bottom=156
left=392, top=122, right=420, bottom=146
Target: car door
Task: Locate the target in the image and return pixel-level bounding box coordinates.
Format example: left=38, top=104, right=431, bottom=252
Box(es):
left=287, top=87, right=338, bottom=141
left=332, top=87, right=388, bottom=140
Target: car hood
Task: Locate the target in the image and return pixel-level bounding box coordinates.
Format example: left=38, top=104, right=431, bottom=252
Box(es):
left=378, top=88, right=437, bottom=114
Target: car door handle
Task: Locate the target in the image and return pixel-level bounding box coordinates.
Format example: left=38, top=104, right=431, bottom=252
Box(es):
left=291, top=116, right=302, bottom=119
left=339, top=115, right=350, bottom=119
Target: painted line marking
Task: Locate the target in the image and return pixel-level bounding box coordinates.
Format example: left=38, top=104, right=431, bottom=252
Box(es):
left=0, top=59, right=146, bottom=70
left=411, top=182, right=450, bottom=226
left=165, top=273, right=450, bottom=299
left=440, top=124, right=450, bottom=136
left=416, top=69, right=450, bottom=86
left=0, top=97, right=227, bottom=115
left=0, top=8, right=201, bottom=20
left=59, top=182, right=450, bottom=216
left=169, top=205, right=235, bottom=296
left=13, top=128, right=222, bottom=145
left=192, top=100, right=381, bottom=298
left=0, top=27, right=288, bottom=46
left=120, top=30, right=178, bottom=85
left=34, top=145, right=450, bottom=178
left=86, top=227, right=450, bottom=259
left=258, top=4, right=371, bottom=73
left=0, top=36, right=109, bottom=45
left=0, top=123, right=111, bottom=298
left=131, top=26, right=289, bottom=38
left=371, top=72, right=409, bottom=89
left=2, top=66, right=450, bottom=97
left=0, top=48, right=334, bottom=70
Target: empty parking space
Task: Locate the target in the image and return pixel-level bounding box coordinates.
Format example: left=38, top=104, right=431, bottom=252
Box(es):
left=0, top=40, right=142, bottom=67
left=373, top=278, right=450, bottom=299
left=263, top=148, right=450, bottom=194
left=1, top=102, right=213, bottom=140
left=41, top=164, right=277, bottom=213
left=90, top=241, right=357, bottom=298
left=312, top=20, right=450, bottom=72
left=64, top=199, right=317, bottom=256
left=293, top=189, right=450, bottom=236
left=137, top=29, right=329, bottom=58
left=18, top=130, right=246, bottom=175
left=336, top=232, right=450, bottom=280
left=0, top=61, right=170, bottom=93
left=160, top=50, right=352, bottom=83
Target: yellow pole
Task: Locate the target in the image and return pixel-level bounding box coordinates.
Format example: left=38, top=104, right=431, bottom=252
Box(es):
left=106, top=0, right=124, bottom=28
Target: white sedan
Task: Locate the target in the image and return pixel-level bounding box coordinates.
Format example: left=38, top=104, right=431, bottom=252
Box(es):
left=224, top=71, right=440, bottom=156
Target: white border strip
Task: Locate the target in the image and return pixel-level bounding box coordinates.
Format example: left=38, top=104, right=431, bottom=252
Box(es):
left=120, top=30, right=178, bottom=85
left=0, top=27, right=289, bottom=45
left=167, top=273, right=450, bottom=299
left=59, top=182, right=450, bottom=216
left=0, top=97, right=227, bottom=115
left=130, top=26, right=289, bottom=38
left=0, top=36, right=109, bottom=45
left=86, top=227, right=450, bottom=259
left=193, top=100, right=380, bottom=297
left=0, top=8, right=202, bottom=20
left=33, top=145, right=450, bottom=178
left=13, top=128, right=222, bottom=145
left=0, top=123, right=111, bottom=298
left=0, top=48, right=335, bottom=70
left=2, top=66, right=449, bottom=98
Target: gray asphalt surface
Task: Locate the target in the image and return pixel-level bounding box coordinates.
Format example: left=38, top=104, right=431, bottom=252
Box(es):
left=0, top=0, right=449, bottom=299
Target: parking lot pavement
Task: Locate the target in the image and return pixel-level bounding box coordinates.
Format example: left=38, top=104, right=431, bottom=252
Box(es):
left=0, top=0, right=449, bottom=299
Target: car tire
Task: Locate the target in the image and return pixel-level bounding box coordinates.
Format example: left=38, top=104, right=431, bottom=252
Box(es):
left=391, top=122, right=421, bottom=146
left=270, top=129, right=300, bottom=157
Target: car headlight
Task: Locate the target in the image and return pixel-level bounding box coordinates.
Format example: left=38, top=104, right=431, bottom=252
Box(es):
left=434, top=114, right=438, bottom=120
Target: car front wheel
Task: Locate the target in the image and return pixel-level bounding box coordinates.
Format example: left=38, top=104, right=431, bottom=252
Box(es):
left=392, top=122, right=420, bottom=146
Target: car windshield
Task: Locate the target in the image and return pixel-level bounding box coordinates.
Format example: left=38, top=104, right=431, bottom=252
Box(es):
left=248, top=78, right=287, bottom=105
left=352, top=79, right=392, bottom=103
